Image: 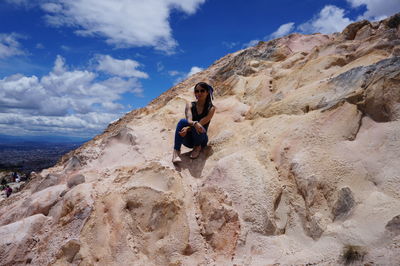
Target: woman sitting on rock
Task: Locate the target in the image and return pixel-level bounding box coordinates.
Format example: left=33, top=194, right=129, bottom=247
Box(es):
left=172, top=82, right=216, bottom=162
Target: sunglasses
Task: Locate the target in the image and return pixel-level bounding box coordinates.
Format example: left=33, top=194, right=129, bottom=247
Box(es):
left=194, top=89, right=206, bottom=93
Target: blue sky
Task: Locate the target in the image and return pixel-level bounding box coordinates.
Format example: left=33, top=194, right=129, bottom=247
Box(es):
left=0, top=0, right=399, bottom=138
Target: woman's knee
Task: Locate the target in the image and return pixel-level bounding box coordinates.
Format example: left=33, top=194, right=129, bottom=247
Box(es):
left=176, top=119, right=189, bottom=131
left=177, top=118, right=189, bottom=127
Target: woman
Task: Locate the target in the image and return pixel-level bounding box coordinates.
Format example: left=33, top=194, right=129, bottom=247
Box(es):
left=172, top=82, right=216, bottom=163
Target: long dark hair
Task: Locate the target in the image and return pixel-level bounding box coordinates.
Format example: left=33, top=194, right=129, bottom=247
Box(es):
left=194, top=82, right=214, bottom=112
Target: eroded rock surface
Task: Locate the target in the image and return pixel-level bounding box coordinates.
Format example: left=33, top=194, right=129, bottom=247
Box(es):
left=1, top=14, right=400, bottom=265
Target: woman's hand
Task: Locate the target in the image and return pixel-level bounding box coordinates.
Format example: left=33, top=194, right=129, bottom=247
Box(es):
left=194, top=122, right=205, bottom=134
left=179, top=126, right=190, bottom=137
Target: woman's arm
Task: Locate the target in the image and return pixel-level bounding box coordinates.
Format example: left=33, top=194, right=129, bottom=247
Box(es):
left=192, top=106, right=216, bottom=134
left=185, top=101, right=196, bottom=126
left=199, top=106, right=216, bottom=126
left=179, top=102, right=193, bottom=136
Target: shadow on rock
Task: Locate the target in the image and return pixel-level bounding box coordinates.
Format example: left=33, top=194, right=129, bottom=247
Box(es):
left=174, top=146, right=213, bottom=178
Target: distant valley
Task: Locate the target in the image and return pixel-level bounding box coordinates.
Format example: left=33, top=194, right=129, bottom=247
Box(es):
left=0, top=135, right=87, bottom=174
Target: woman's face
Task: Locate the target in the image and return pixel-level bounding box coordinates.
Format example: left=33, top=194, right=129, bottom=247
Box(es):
left=194, top=85, right=208, bottom=101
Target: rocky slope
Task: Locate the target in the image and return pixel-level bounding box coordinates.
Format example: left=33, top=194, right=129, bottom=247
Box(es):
left=1, top=14, right=400, bottom=265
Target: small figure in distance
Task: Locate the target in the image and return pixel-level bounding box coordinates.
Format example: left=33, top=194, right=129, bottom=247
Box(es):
left=12, top=172, right=17, bottom=183
left=172, top=82, right=216, bottom=163
left=4, top=185, right=12, bottom=198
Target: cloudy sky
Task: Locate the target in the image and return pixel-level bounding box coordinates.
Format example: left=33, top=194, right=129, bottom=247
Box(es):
left=1, top=0, right=399, bottom=138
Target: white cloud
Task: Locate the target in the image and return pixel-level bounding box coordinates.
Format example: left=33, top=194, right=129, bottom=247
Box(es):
left=243, top=2, right=397, bottom=50
left=0, top=33, right=25, bottom=58
left=187, top=66, right=203, bottom=77
left=156, top=62, right=164, bottom=72
left=41, top=2, right=63, bottom=13
left=170, top=66, right=203, bottom=84
left=60, top=45, right=70, bottom=51
left=36, top=43, right=45, bottom=49
left=270, top=22, right=295, bottom=39
left=0, top=112, right=117, bottom=137
left=96, top=55, right=149, bottom=79
left=0, top=55, right=144, bottom=136
left=168, top=70, right=181, bottom=77
left=134, top=53, right=146, bottom=59
left=52, top=55, right=66, bottom=74
left=298, top=5, right=354, bottom=34
left=38, top=0, right=206, bottom=53
left=243, top=39, right=261, bottom=48
left=222, top=41, right=240, bottom=49
left=243, top=23, right=294, bottom=47
left=347, top=0, right=400, bottom=20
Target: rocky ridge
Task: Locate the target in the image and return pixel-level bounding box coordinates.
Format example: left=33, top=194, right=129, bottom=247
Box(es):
left=0, top=14, right=400, bottom=265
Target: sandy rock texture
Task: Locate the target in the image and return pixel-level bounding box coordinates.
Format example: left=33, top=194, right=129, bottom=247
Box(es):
left=1, top=14, right=400, bottom=265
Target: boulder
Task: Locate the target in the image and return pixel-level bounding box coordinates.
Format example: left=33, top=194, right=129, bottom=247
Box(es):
left=341, top=20, right=371, bottom=40
left=32, top=173, right=64, bottom=193
left=107, top=127, right=137, bottom=145
left=0, top=214, right=50, bottom=265
left=25, top=185, right=66, bottom=217
left=64, top=156, right=82, bottom=172
left=67, top=174, right=85, bottom=188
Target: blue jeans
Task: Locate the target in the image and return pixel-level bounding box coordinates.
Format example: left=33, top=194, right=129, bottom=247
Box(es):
left=174, top=119, right=208, bottom=151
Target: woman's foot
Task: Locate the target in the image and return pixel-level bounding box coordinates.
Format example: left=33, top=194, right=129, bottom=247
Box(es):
left=190, top=146, right=201, bottom=159
left=172, top=149, right=182, bottom=163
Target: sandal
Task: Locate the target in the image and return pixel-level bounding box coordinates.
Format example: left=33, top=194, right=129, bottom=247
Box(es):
left=190, top=146, right=201, bottom=159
